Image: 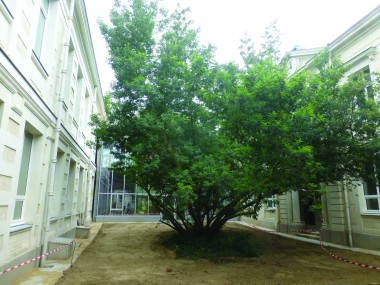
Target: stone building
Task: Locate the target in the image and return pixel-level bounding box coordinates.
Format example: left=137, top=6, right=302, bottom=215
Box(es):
left=0, top=0, right=105, bottom=283
left=249, top=4, right=380, bottom=251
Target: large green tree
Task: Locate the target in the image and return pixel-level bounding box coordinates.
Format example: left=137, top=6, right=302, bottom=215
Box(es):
left=95, top=0, right=261, bottom=236
left=92, top=0, right=380, bottom=237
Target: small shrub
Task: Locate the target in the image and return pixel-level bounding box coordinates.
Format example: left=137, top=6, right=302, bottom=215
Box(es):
left=162, top=230, right=260, bottom=259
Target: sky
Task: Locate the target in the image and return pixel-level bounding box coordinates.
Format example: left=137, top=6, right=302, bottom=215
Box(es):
left=84, top=0, right=380, bottom=93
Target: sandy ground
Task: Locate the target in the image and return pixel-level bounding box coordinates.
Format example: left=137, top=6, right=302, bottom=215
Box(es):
left=53, top=222, right=380, bottom=285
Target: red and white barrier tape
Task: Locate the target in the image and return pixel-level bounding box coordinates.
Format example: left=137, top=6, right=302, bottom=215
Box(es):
left=284, top=228, right=317, bottom=233
left=245, top=223, right=315, bottom=234
left=244, top=222, right=380, bottom=271
left=0, top=241, right=75, bottom=276
left=320, top=244, right=380, bottom=270
left=319, top=228, right=380, bottom=271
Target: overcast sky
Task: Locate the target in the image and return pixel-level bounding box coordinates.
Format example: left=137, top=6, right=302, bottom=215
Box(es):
left=84, top=0, right=380, bottom=93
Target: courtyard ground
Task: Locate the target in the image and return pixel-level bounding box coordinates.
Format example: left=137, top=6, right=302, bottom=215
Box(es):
left=51, top=222, right=380, bottom=285
left=12, top=222, right=380, bottom=285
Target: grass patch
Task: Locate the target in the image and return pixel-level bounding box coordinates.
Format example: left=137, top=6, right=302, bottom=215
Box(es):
left=161, top=229, right=260, bottom=259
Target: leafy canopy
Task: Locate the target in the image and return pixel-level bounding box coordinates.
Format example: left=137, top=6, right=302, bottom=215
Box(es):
left=92, top=0, right=380, bottom=237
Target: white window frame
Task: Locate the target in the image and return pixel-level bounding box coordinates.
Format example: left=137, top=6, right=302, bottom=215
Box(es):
left=12, top=131, right=33, bottom=224
left=0, top=0, right=15, bottom=21
left=264, top=195, right=276, bottom=211
left=33, top=0, right=49, bottom=58
left=363, top=184, right=380, bottom=214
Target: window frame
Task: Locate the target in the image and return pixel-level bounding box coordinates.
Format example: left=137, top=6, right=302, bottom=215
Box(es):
left=362, top=183, right=380, bottom=214
left=33, top=0, right=49, bottom=58
left=12, top=131, right=33, bottom=224
left=0, top=0, right=15, bottom=20
left=264, top=195, right=277, bottom=211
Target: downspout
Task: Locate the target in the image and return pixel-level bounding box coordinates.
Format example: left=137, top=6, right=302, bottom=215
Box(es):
left=343, top=182, right=353, bottom=247
left=276, top=194, right=280, bottom=232
left=81, top=168, right=88, bottom=225
left=91, top=136, right=100, bottom=222
left=41, top=0, right=76, bottom=265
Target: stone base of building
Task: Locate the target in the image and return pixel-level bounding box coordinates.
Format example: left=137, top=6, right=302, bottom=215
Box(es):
left=76, top=226, right=90, bottom=239
left=95, top=215, right=161, bottom=223
left=0, top=246, right=41, bottom=285
left=47, top=238, right=75, bottom=260
left=322, top=228, right=380, bottom=251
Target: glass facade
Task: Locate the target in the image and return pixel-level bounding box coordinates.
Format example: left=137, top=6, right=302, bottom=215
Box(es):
left=96, top=149, right=160, bottom=216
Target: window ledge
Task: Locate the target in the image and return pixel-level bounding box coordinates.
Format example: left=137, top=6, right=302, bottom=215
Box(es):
left=50, top=216, right=59, bottom=223
left=0, top=1, right=13, bottom=23
left=31, top=51, right=48, bottom=79
left=10, top=224, right=33, bottom=234
left=264, top=208, right=276, bottom=212
left=361, top=212, right=380, bottom=217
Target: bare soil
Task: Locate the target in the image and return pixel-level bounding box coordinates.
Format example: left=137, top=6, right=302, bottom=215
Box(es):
left=56, top=223, right=380, bottom=285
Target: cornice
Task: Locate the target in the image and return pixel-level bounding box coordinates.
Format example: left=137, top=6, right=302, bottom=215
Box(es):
left=73, top=0, right=106, bottom=118
left=329, top=5, right=380, bottom=52
left=344, top=46, right=377, bottom=69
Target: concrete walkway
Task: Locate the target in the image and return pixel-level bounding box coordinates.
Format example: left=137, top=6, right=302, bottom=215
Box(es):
left=12, top=223, right=102, bottom=285
left=237, top=221, right=380, bottom=257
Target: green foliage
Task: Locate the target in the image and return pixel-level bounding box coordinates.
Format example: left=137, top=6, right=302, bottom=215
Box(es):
left=295, top=51, right=380, bottom=187
left=91, top=0, right=380, bottom=237
left=239, top=20, right=281, bottom=67
left=221, top=58, right=320, bottom=198
left=94, top=0, right=252, bottom=236
left=162, top=230, right=259, bottom=259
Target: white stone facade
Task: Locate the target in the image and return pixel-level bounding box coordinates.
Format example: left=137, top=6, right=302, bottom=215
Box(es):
left=0, top=0, right=105, bottom=283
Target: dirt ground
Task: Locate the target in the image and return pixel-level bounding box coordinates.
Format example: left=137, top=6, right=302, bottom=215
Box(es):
left=56, top=222, right=380, bottom=285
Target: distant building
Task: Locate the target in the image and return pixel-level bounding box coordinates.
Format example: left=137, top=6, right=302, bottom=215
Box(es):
left=0, top=0, right=105, bottom=283
left=249, top=5, right=380, bottom=251
left=93, top=148, right=161, bottom=223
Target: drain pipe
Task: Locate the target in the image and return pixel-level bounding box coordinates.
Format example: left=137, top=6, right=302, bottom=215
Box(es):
left=83, top=165, right=91, bottom=225
left=343, top=182, right=353, bottom=247
left=40, top=0, right=76, bottom=266
left=276, top=194, right=280, bottom=232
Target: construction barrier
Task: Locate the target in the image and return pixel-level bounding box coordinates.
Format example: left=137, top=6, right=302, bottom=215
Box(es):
left=242, top=222, right=380, bottom=271
left=0, top=241, right=75, bottom=276
left=319, top=227, right=380, bottom=270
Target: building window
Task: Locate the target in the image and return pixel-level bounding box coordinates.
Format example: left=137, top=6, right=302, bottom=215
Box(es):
left=96, top=169, right=160, bottom=216
left=361, top=156, right=379, bottom=213
left=52, top=150, right=65, bottom=218
left=288, top=58, right=296, bottom=74
left=65, top=160, right=76, bottom=215
left=34, top=0, right=49, bottom=58
left=13, top=131, right=33, bottom=222
left=0, top=99, right=4, bottom=127
left=363, top=183, right=380, bottom=212
left=1, top=0, right=15, bottom=18
left=352, top=67, right=373, bottom=109
left=264, top=195, right=276, bottom=210
left=362, top=68, right=374, bottom=100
